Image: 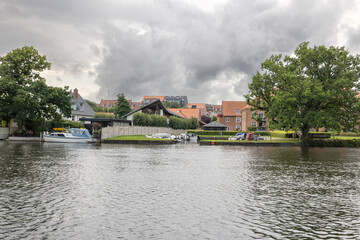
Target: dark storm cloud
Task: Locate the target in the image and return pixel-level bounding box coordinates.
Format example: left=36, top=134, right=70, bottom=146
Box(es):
left=0, top=0, right=358, bottom=103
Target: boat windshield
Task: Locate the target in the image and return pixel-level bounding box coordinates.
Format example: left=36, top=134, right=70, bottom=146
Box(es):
left=69, top=128, right=91, bottom=138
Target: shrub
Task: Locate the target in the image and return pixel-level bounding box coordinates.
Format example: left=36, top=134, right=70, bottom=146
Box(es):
left=247, top=126, right=257, bottom=131
left=309, top=139, right=360, bottom=147
left=94, top=112, right=115, bottom=118
left=186, top=130, right=270, bottom=136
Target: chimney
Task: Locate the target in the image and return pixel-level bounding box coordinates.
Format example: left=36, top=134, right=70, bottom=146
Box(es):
left=74, top=88, right=79, bottom=100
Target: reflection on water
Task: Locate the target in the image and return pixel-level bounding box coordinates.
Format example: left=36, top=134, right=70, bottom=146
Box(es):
left=0, top=142, right=359, bottom=239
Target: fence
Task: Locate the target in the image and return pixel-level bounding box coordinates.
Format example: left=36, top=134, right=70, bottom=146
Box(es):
left=101, top=126, right=186, bottom=140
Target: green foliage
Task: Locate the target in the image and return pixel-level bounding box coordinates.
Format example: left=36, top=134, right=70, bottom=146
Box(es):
left=211, top=116, right=218, bottom=122
left=169, top=116, right=198, bottom=129
left=94, top=112, right=115, bottom=118
left=44, top=119, right=84, bottom=132
left=150, top=114, right=168, bottom=127
left=247, top=126, right=257, bottom=131
left=309, top=139, right=360, bottom=147
left=245, top=42, right=360, bottom=142
left=114, top=93, right=132, bottom=119
left=85, top=99, right=105, bottom=112
left=132, top=113, right=198, bottom=129
left=133, top=113, right=151, bottom=126
left=163, top=101, right=181, bottom=108
left=0, top=46, right=71, bottom=130
left=187, top=130, right=271, bottom=136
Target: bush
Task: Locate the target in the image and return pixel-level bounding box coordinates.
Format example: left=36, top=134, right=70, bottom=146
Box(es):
left=44, top=119, right=84, bottom=132
left=94, top=112, right=115, bottom=118
left=133, top=113, right=168, bottom=127
left=247, top=126, right=257, bottom=131
left=309, top=139, right=360, bottom=147
left=186, top=130, right=270, bottom=136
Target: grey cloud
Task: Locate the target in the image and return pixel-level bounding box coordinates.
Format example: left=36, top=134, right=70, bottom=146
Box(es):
left=0, top=0, right=358, bottom=103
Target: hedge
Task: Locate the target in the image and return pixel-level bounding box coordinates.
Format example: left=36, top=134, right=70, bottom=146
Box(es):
left=44, top=119, right=85, bottom=132
left=187, top=130, right=271, bottom=136
left=133, top=113, right=168, bottom=127
left=187, top=130, right=330, bottom=138
left=309, top=139, right=360, bottom=147
left=94, top=112, right=115, bottom=118
left=169, top=116, right=198, bottom=130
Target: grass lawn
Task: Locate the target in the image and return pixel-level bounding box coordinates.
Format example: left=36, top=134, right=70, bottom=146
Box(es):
left=201, top=138, right=299, bottom=143
left=332, top=136, right=360, bottom=140
left=198, top=135, right=229, bottom=138
left=106, top=135, right=173, bottom=141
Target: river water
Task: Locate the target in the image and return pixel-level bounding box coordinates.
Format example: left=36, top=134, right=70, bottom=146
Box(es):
left=0, top=141, right=359, bottom=239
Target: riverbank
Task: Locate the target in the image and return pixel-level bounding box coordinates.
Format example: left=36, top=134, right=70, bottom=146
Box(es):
left=103, top=135, right=176, bottom=144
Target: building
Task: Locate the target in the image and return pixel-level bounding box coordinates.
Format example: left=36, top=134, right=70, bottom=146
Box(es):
left=163, top=96, right=188, bottom=107
left=212, top=105, right=222, bottom=116
left=70, top=88, right=95, bottom=122
left=98, top=99, right=118, bottom=108
left=186, top=103, right=207, bottom=116
left=142, top=96, right=165, bottom=105
left=217, top=101, right=267, bottom=131
left=123, top=99, right=184, bottom=123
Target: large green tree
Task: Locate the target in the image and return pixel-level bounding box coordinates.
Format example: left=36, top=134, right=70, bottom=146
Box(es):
left=245, top=42, right=360, bottom=142
left=0, top=46, right=71, bottom=132
left=114, top=93, right=132, bottom=119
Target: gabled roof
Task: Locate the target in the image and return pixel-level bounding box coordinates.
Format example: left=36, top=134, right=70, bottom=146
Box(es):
left=203, top=121, right=227, bottom=128
left=70, top=91, right=95, bottom=117
left=167, top=108, right=200, bottom=120
left=98, top=99, right=117, bottom=106
left=222, top=101, right=249, bottom=116
left=123, top=99, right=184, bottom=118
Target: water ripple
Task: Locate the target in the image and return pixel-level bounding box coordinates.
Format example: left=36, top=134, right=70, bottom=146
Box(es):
left=0, top=143, right=359, bottom=239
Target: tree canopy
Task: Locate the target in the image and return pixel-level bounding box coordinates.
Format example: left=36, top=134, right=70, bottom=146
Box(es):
left=245, top=42, right=360, bottom=142
left=0, top=46, right=71, bottom=132
left=114, top=93, right=132, bottom=119
left=163, top=101, right=181, bottom=108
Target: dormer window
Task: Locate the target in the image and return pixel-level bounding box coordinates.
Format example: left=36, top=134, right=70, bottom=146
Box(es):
left=236, top=109, right=241, bottom=114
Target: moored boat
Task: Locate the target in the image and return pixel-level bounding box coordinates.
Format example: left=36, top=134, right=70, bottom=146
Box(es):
left=43, top=128, right=96, bottom=143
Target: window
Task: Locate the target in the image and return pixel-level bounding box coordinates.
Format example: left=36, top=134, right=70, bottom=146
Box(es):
left=252, top=122, right=257, bottom=126
left=258, top=112, right=264, bottom=119
left=236, top=109, right=241, bottom=114
left=236, top=125, right=242, bottom=130
left=226, top=117, right=230, bottom=122
left=144, top=100, right=150, bottom=104
left=236, top=117, right=241, bottom=122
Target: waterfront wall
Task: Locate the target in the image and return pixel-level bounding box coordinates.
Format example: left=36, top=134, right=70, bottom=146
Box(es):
left=101, top=126, right=186, bottom=140
left=0, top=127, right=17, bottom=140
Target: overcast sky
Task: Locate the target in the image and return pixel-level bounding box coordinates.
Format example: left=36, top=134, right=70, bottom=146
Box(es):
left=1, top=0, right=360, bottom=104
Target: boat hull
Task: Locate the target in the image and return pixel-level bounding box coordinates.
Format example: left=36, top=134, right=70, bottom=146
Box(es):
left=43, top=135, right=96, bottom=143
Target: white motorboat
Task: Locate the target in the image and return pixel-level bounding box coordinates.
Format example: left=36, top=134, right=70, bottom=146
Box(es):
left=43, top=128, right=96, bottom=143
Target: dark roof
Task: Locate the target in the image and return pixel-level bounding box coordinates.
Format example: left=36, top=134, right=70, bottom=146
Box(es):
left=203, top=121, right=227, bottom=128
left=123, top=99, right=184, bottom=118
left=79, top=117, right=131, bottom=123
left=70, top=92, right=95, bottom=116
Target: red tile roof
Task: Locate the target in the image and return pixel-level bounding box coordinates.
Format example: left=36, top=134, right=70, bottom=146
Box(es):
left=142, top=96, right=165, bottom=102
left=222, top=101, right=250, bottom=116
left=168, top=108, right=201, bottom=120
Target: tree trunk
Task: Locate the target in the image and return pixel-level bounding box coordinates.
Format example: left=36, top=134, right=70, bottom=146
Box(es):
left=301, top=125, right=310, bottom=144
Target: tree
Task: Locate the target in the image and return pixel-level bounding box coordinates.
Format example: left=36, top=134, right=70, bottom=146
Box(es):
left=201, top=115, right=211, bottom=124
left=245, top=42, right=360, bottom=143
left=163, top=101, right=181, bottom=108
left=86, top=99, right=105, bottom=112
left=114, top=93, right=132, bottom=119
left=211, top=115, right=218, bottom=122
left=0, top=46, right=71, bottom=134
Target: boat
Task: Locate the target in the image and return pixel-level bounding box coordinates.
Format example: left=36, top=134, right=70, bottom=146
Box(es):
left=43, top=128, right=96, bottom=143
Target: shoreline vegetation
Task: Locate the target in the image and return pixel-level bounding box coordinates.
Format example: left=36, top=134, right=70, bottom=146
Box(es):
left=103, top=131, right=360, bottom=147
